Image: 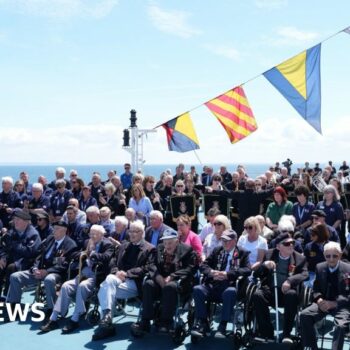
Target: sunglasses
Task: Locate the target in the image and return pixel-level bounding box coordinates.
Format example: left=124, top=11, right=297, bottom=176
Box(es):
left=325, top=254, right=339, bottom=259
left=176, top=185, right=184, bottom=188
left=244, top=226, right=254, bottom=230
left=281, top=241, right=295, bottom=247
left=213, top=222, right=223, bottom=226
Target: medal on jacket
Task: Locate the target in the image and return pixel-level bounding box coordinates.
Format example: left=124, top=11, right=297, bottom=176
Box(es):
left=233, top=249, right=240, bottom=268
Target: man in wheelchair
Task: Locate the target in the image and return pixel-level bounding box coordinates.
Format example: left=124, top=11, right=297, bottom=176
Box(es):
left=92, top=221, right=156, bottom=340
left=300, top=241, right=350, bottom=350
left=251, top=231, right=308, bottom=344
left=5, top=220, right=77, bottom=320
left=131, top=228, right=197, bottom=335
left=191, top=229, right=250, bottom=339
left=41, top=224, right=114, bottom=333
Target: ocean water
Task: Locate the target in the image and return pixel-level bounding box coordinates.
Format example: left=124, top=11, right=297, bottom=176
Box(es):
left=0, top=162, right=330, bottom=184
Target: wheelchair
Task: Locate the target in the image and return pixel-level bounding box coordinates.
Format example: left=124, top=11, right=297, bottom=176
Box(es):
left=130, top=276, right=195, bottom=345
left=242, top=276, right=313, bottom=349
left=190, top=276, right=247, bottom=347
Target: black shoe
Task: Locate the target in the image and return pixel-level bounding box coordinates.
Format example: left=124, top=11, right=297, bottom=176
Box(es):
left=40, top=320, right=59, bottom=333
left=131, top=319, right=151, bottom=334
left=92, top=324, right=116, bottom=341
left=214, top=322, right=227, bottom=339
left=43, top=308, right=53, bottom=320
left=62, top=319, right=79, bottom=334
left=98, top=314, right=112, bottom=326
left=191, top=320, right=210, bottom=338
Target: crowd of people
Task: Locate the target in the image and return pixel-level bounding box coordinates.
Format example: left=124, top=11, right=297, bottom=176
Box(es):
left=0, top=160, right=350, bottom=349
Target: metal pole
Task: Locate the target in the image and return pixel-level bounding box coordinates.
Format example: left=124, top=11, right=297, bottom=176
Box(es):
left=273, top=268, right=280, bottom=342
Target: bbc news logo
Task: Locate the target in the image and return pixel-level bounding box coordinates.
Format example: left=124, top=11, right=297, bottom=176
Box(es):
left=0, top=302, right=45, bottom=322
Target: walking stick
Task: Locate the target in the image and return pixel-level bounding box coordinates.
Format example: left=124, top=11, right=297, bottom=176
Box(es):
left=273, top=268, right=280, bottom=342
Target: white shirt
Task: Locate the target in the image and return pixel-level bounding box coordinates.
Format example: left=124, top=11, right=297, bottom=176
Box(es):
left=199, top=223, right=214, bottom=243
left=237, top=235, right=268, bottom=266
left=203, top=233, right=222, bottom=258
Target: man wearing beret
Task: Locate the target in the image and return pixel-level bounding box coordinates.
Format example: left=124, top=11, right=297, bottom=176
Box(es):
left=0, top=208, right=41, bottom=298
left=191, top=229, right=251, bottom=339
left=252, top=231, right=308, bottom=344
left=6, top=220, right=77, bottom=319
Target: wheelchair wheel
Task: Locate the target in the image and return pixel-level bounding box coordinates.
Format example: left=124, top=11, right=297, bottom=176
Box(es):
left=243, top=282, right=257, bottom=332
left=172, top=325, right=186, bottom=345
left=87, top=309, right=100, bottom=325
left=302, top=286, right=313, bottom=309
left=233, top=330, right=243, bottom=348
left=187, top=306, right=195, bottom=328
left=242, top=329, right=254, bottom=348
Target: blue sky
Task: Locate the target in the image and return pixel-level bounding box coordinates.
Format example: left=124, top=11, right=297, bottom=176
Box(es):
left=0, top=0, right=349, bottom=165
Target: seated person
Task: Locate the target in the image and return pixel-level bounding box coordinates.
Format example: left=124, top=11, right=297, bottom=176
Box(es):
left=191, top=229, right=250, bottom=339
left=131, top=228, right=197, bottom=334
left=237, top=216, right=268, bottom=270
left=252, top=232, right=308, bottom=344
left=41, top=224, right=114, bottom=333
left=145, top=210, right=171, bottom=246
left=300, top=242, right=350, bottom=350
left=6, top=221, right=77, bottom=319
left=92, top=221, right=156, bottom=340
left=199, top=208, right=221, bottom=243
left=304, top=223, right=329, bottom=287
left=109, top=216, right=129, bottom=245
left=0, top=209, right=41, bottom=297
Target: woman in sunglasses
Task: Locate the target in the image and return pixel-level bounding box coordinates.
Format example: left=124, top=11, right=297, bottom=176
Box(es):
left=237, top=216, right=268, bottom=270
left=202, top=214, right=230, bottom=260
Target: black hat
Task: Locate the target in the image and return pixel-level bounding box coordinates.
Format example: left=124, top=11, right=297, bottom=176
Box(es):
left=160, top=228, right=178, bottom=240
left=36, top=209, right=49, bottom=220
left=221, top=229, right=238, bottom=241
left=311, top=209, right=327, bottom=218
left=275, top=232, right=292, bottom=245
left=52, top=220, right=68, bottom=228
left=13, top=208, right=31, bottom=221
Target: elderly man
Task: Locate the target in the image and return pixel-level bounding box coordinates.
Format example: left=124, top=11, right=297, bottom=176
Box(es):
left=28, top=182, right=50, bottom=225
left=99, top=207, right=114, bottom=236
left=92, top=221, right=156, bottom=340
left=89, top=173, right=106, bottom=205
left=0, top=177, right=22, bottom=228
left=252, top=232, right=308, bottom=344
left=48, top=167, right=71, bottom=190
left=145, top=210, right=171, bottom=246
left=131, top=228, right=197, bottom=335
left=6, top=221, right=77, bottom=318
left=41, top=224, right=114, bottom=333
left=109, top=216, right=129, bottom=244
left=300, top=242, right=350, bottom=350
left=191, top=229, right=250, bottom=339
left=0, top=209, right=41, bottom=297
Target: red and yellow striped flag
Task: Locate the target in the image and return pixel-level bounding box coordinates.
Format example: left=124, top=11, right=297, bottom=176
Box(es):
left=205, top=86, right=258, bottom=143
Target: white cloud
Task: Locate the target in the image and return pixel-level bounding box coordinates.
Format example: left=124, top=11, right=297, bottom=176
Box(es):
left=0, top=0, right=118, bottom=19
left=147, top=3, right=201, bottom=38
left=263, top=26, right=320, bottom=47
left=255, top=0, right=288, bottom=9
left=202, top=43, right=241, bottom=61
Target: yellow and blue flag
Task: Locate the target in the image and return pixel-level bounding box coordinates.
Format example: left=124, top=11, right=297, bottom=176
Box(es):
left=161, top=112, right=200, bottom=152
left=264, top=44, right=322, bottom=133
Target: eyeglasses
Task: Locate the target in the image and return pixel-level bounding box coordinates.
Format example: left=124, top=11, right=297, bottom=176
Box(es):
left=325, top=254, right=339, bottom=259
left=176, top=185, right=184, bottom=188
left=37, top=218, right=44, bottom=221
left=213, top=222, right=223, bottom=226
left=149, top=181, right=155, bottom=184
left=281, top=241, right=295, bottom=247
left=71, top=174, right=77, bottom=177
left=71, top=181, right=77, bottom=184
left=213, top=178, right=221, bottom=182
left=244, top=226, right=254, bottom=230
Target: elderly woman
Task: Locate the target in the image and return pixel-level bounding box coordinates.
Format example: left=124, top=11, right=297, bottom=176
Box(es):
left=303, top=223, right=329, bottom=287
left=266, top=186, right=293, bottom=230
left=128, top=184, right=153, bottom=226
left=316, top=184, right=345, bottom=247
left=255, top=215, right=274, bottom=241
left=99, top=183, right=122, bottom=219
left=177, top=214, right=202, bottom=261
left=237, top=216, right=268, bottom=270
left=202, top=214, right=230, bottom=260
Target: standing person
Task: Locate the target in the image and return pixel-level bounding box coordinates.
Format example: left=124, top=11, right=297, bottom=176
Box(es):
left=121, top=163, right=133, bottom=191
left=266, top=187, right=293, bottom=230
left=0, top=177, right=22, bottom=228
left=300, top=242, right=350, bottom=350
left=48, top=167, right=71, bottom=190
left=316, top=185, right=345, bottom=248
left=128, top=184, right=153, bottom=226
left=185, top=177, right=201, bottom=233
left=292, top=185, right=315, bottom=231
left=90, top=173, right=106, bottom=206
left=50, top=179, right=73, bottom=222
